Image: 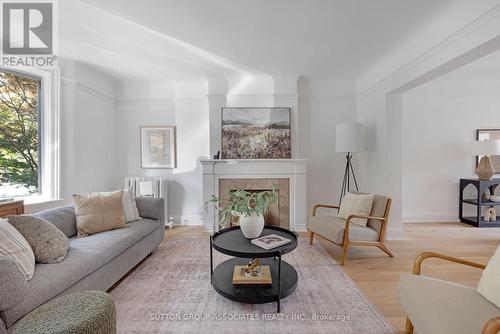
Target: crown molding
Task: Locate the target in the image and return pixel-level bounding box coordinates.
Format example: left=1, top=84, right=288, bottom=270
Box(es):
left=357, top=4, right=500, bottom=100
left=61, top=77, right=116, bottom=104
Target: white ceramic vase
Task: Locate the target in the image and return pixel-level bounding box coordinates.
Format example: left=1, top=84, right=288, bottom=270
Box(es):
left=239, top=213, right=264, bottom=239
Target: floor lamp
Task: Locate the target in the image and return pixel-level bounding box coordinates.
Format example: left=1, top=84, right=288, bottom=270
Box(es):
left=335, top=123, right=364, bottom=203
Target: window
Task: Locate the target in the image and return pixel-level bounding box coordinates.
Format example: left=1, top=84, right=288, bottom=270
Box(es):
left=0, top=70, right=42, bottom=198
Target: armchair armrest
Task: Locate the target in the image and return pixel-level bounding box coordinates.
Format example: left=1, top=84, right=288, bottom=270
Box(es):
left=312, top=204, right=339, bottom=216
left=135, top=197, right=165, bottom=225
left=483, top=317, right=500, bottom=334
left=347, top=214, right=385, bottom=222
left=412, top=251, right=486, bottom=275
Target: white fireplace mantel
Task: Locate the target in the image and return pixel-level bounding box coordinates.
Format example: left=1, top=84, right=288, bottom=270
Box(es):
left=200, top=159, right=308, bottom=232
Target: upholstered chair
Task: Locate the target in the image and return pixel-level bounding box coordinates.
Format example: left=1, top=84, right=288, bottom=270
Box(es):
left=307, top=194, right=393, bottom=265
left=399, top=252, right=500, bottom=334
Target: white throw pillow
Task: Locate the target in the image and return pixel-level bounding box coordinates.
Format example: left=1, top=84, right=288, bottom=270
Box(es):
left=0, top=219, right=35, bottom=280
left=477, top=244, right=500, bottom=308
left=337, top=192, right=374, bottom=227
left=122, top=188, right=142, bottom=223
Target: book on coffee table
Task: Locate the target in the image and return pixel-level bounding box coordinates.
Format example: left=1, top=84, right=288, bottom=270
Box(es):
left=251, top=234, right=291, bottom=250
left=232, top=265, right=272, bottom=285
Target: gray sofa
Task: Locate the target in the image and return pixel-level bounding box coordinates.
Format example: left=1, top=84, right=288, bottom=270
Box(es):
left=0, top=197, right=164, bottom=331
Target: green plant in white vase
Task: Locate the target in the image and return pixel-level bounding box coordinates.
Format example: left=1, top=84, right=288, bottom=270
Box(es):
left=204, top=187, right=278, bottom=238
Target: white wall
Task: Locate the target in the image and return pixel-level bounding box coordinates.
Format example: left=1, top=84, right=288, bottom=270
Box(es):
left=298, top=78, right=356, bottom=213
left=115, top=81, right=209, bottom=225
left=356, top=4, right=500, bottom=238
left=59, top=60, right=119, bottom=203
left=402, top=78, right=500, bottom=222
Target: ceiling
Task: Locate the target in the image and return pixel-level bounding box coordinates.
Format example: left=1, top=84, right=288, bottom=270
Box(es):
left=64, top=0, right=456, bottom=83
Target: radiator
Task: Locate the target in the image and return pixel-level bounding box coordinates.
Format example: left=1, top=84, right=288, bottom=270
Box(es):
left=124, top=176, right=170, bottom=228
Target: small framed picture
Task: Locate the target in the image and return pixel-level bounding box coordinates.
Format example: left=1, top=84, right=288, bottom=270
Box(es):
left=140, top=126, right=176, bottom=169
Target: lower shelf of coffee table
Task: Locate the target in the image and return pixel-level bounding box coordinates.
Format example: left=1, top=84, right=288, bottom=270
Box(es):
left=212, top=257, right=298, bottom=304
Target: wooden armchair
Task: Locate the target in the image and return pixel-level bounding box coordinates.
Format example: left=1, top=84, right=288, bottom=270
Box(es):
left=400, top=252, right=500, bottom=334
left=307, top=194, right=393, bottom=265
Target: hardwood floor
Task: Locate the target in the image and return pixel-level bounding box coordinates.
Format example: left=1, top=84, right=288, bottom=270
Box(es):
left=164, top=223, right=500, bottom=333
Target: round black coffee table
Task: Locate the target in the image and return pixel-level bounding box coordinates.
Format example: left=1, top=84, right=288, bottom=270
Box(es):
left=210, top=226, right=298, bottom=313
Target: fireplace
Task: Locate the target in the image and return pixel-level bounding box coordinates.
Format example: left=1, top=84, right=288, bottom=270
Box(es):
left=219, top=178, right=290, bottom=229
left=200, top=159, right=308, bottom=231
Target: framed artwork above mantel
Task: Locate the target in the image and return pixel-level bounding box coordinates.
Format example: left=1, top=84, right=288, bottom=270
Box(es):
left=221, top=107, right=291, bottom=159
left=140, top=126, right=176, bottom=169
left=476, top=128, right=500, bottom=174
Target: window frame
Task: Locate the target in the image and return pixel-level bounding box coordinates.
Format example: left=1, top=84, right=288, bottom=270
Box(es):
left=0, top=66, right=60, bottom=202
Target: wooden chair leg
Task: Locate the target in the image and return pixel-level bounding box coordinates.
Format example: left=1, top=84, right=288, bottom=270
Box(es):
left=405, top=317, right=414, bottom=333
left=308, top=231, right=314, bottom=245
left=378, top=243, right=394, bottom=257
left=340, top=244, right=349, bottom=266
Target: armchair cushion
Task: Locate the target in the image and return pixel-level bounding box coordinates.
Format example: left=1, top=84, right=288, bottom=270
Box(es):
left=368, top=194, right=388, bottom=233
left=307, top=215, right=378, bottom=244
left=399, top=274, right=499, bottom=334
left=337, top=192, right=374, bottom=227
left=478, top=244, right=500, bottom=308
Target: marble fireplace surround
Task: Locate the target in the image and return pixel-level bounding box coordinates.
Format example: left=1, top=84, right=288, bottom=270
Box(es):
left=200, top=159, right=308, bottom=231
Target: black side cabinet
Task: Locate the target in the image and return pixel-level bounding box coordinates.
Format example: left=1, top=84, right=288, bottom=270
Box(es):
left=460, top=178, right=500, bottom=227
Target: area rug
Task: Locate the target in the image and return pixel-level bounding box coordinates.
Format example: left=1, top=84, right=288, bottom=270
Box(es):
left=110, top=237, right=394, bottom=334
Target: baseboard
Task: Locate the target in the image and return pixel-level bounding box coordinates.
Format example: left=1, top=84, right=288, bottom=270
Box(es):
left=170, top=215, right=203, bottom=227
left=402, top=212, right=459, bottom=223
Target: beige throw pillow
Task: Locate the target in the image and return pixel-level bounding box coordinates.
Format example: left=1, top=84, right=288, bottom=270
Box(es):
left=8, top=215, right=69, bottom=264
left=0, top=219, right=35, bottom=280
left=477, top=244, right=500, bottom=308
left=337, top=192, right=374, bottom=227
left=73, top=191, right=127, bottom=236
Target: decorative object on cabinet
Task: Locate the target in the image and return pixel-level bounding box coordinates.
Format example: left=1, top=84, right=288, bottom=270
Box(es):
left=476, top=128, right=500, bottom=177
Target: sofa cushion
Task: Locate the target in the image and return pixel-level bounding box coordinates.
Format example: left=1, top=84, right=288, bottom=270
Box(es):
left=0, top=219, right=35, bottom=281
left=399, top=274, right=499, bottom=334
left=73, top=191, right=127, bottom=236
left=0, top=256, right=27, bottom=311
left=8, top=215, right=69, bottom=264
left=32, top=206, right=77, bottom=238
left=0, top=219, right=159, bottom=327
left=307, top=215, right=378, bottom=244
left=337, top=192, right=374, bottom=227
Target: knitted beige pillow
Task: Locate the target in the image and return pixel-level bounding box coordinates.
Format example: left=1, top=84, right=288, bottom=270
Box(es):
left=8, top=215, right=69, bottom=264
left=337, top=192, right=374, bottom=227
left=73, top=190, right=126, bottom=236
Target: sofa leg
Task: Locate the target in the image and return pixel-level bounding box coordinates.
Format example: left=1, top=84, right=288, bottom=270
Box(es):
left=405, top=317, right=414, bottom=333
left=309, top=231, right=314, bottom=245
left=378, top=243, right=394, bottom=257
left=340, top=244, right=349, bottom=266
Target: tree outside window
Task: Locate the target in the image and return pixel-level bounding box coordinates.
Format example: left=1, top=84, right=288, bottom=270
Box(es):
left=0, top=71, right=41, bottom=197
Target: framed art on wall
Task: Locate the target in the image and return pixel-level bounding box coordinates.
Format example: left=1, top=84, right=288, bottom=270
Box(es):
left=476, top=128, right=500, bottom=174
left=141, top=126, right=176, bottom=168
left=221, top=107, right=291, bottom=159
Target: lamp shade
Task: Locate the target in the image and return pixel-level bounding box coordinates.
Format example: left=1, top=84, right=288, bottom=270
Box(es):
left=335, top=122, right=364, bottom=153
left=473, top=140, right=500, bottom=156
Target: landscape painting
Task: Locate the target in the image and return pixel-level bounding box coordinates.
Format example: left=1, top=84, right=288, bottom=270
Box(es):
left=221, top=107, right=291, bottom=159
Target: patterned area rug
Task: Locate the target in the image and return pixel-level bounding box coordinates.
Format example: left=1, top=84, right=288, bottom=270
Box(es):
left=110, top=237, right=394, bottom=334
